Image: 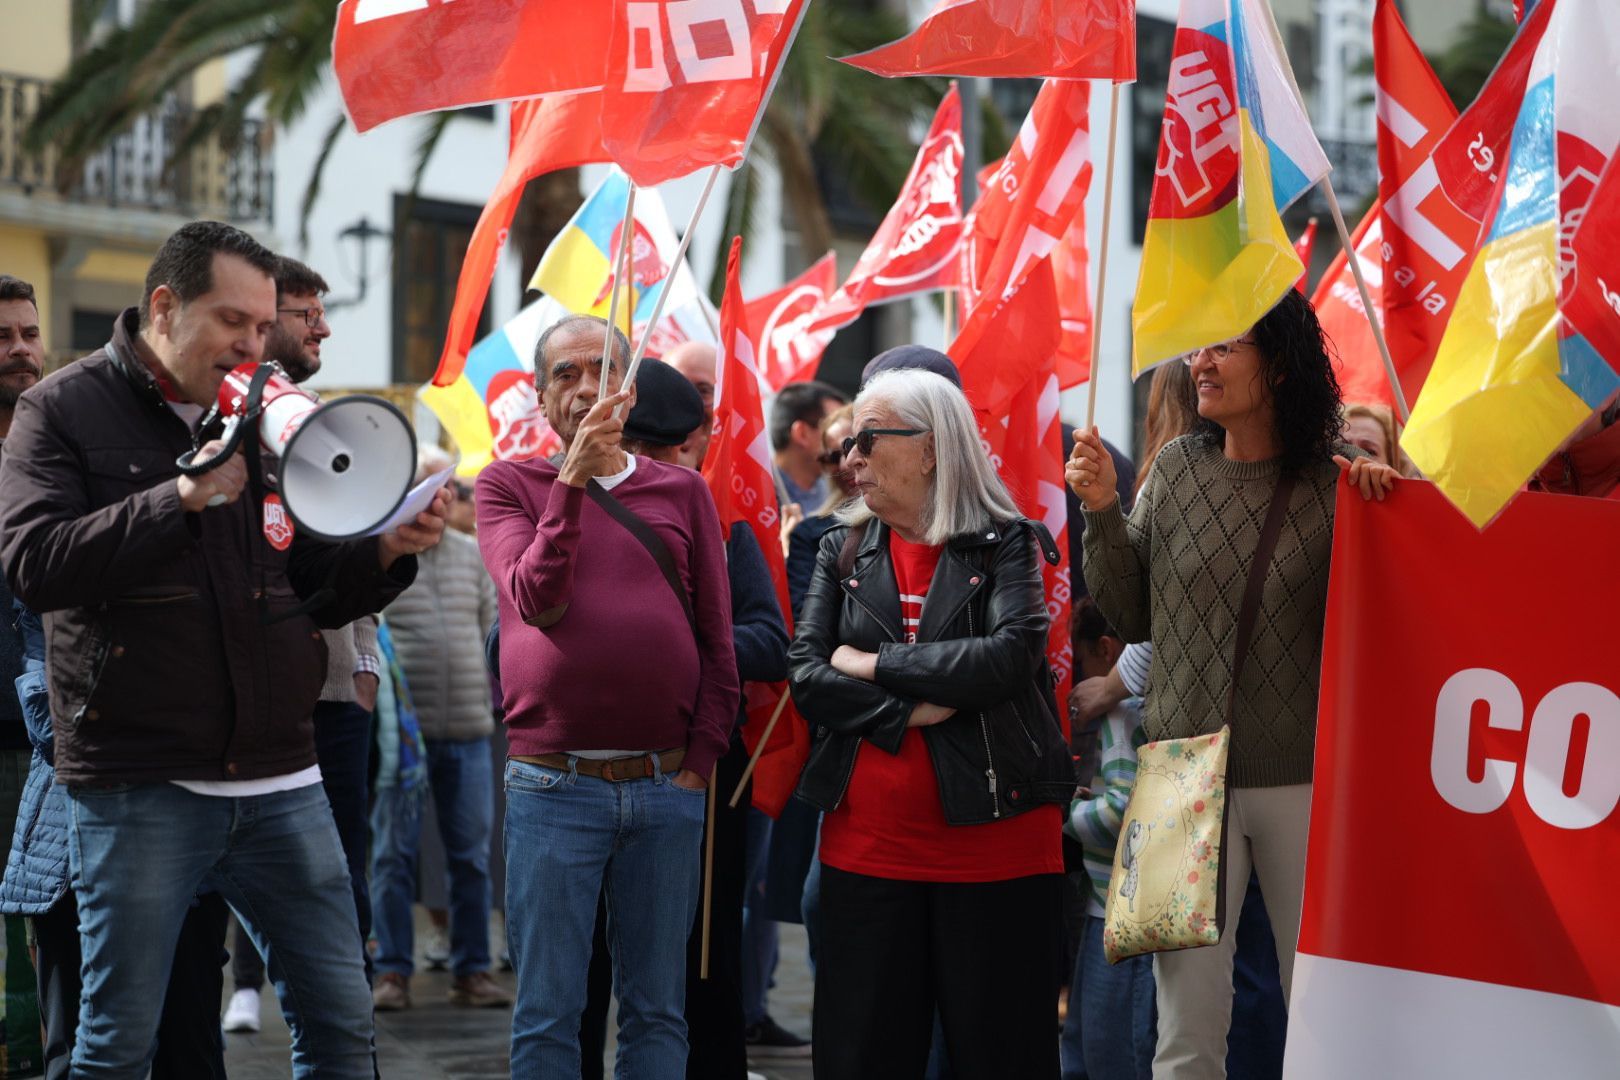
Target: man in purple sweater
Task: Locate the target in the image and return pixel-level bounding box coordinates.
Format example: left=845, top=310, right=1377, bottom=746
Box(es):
left=476, top=315, right=738, bottom=1079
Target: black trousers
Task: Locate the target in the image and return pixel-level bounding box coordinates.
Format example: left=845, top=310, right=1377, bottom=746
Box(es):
left=35, top=889, right=229, bottom=1080
left=580, top=735, right=752, bottom=1080
left=232, top=698, right=375, bottom=990
left=814, top=865, right=1064, bottom=1080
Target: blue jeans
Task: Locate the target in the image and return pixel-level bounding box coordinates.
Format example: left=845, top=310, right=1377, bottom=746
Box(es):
left=504, top=755, right=705, bottom=1080
left=1229, top=873, right=1288, bottom=1079
left=1062, top=913, right=1157, bottom=1080
left=371, top=736, right=495, bottom=977
left=67, top=781, right=372, bottom=1079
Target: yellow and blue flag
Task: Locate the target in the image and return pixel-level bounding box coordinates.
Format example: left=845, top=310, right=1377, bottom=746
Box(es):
left=528, top=168, right=714, bottom=347
left=418, top=297, right=567, bottom=478
left=1132, top=0, right=1331, bottom=376
left=1403, top=0, right=1620, bottom=528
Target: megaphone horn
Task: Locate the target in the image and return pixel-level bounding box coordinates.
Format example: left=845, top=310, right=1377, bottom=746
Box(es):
left=180, top=361, right=418, bottom=542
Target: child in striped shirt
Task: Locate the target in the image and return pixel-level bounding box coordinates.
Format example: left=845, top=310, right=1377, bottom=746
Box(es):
left=1060, top=600, right=1156, bottom=1080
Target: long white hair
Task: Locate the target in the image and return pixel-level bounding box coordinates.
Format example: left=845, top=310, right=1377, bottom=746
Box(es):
left=838, top=368, right=1020, bottom=545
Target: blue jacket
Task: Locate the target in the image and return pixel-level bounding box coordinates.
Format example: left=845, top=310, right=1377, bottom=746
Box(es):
left=0, top=602, right=68, bottom=914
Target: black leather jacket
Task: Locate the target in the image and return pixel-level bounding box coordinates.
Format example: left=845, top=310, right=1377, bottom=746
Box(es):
left=788, top=516, right=1076, bottom=825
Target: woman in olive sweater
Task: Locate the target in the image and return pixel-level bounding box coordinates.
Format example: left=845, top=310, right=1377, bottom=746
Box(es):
left=1066, top=290, right=1399, bottom=1079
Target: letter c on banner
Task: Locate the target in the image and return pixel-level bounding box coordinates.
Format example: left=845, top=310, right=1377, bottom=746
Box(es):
left=1431, top=668, right=1522, bottom=815
left=1523, top=682, right=1620, bottom=830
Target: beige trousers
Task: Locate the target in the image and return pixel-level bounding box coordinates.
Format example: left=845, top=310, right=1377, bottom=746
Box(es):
left=1151, top=783, right=1313, bottom=1080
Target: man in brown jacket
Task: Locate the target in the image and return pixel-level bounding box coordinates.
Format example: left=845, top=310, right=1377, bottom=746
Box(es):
left=0, top=221, right=446, bottom=1078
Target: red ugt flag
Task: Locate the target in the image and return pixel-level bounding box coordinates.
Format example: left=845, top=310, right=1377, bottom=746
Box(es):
left=1566, top=157, right=1620, bottom=375
left=706, top=237, right=810, bottom=816
left=432, top=96, right=609, bottom=388
left=603, top=0, right=809, bottom=187
left=951, top=79, right=1092, bottom=414
left=333, top=0, right=607, bottom=132
left=746, top=252, right=838, bottom=391
left=841, top=0, right=1136, bottom=82
left=809, top=86, right=965, bottom=336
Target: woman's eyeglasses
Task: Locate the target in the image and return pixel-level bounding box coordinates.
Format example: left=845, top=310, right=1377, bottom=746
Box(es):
left=1181, top=336, right=1256, bottom=365
left=817, top=448, right=846, bottom=467
left=841, top=428, right=928, bottom=457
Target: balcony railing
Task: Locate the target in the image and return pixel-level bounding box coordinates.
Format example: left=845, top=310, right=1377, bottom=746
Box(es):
left=0, top=72, right=273, bottom=223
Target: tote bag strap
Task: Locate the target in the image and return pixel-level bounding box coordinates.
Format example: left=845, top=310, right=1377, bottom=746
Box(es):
left=1224, top=472, right=1298, bottom=730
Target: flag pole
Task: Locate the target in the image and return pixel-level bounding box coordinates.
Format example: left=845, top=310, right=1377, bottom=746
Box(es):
left=1321, top=176, right=1411, bottom=423
left=729, top=688, right=791, bottom=808
left=1084, top=81, right=1123, bottom=431
left=602, top=181, right=638, bottom=394
left=699, top=764, right=717, bottom=979
left=616, top=165, right=725, bottom=414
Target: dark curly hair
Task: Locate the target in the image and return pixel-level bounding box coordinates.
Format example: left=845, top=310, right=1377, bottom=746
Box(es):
left=1192, top=288, right=1344, bottom=475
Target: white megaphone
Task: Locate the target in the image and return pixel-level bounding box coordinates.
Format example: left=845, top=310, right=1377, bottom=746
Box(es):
left=205, top=361, right=418, bottom=541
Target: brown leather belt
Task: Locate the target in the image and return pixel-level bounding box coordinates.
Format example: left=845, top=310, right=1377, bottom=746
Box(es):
left=511, top=748, right=685, bottom=782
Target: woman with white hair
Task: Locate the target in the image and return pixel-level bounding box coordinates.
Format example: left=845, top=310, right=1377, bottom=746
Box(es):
left=788, top=367, right=1074, bottom=1079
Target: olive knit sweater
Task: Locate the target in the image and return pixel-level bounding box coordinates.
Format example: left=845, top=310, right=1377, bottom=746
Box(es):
left=1081, top=435, right=1346, bottom=788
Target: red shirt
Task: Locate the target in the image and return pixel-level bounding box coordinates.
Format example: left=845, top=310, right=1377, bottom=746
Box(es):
left=820, top=533, right=1063, bottom=883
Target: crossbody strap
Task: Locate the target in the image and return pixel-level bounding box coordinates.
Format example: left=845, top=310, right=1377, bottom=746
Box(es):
left=585, top=479, right=698, bottom=635
left=1224, top=472, right=1298, bottom=729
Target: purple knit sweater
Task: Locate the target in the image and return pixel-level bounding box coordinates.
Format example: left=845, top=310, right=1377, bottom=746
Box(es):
left=475, top=455, right=737, bottom=778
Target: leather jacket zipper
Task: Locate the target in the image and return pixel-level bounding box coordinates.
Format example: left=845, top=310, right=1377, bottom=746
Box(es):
left=968, top=599, right=1000, bottom=818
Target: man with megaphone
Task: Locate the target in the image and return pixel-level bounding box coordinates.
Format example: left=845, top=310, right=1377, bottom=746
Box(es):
left=0, top=220, right=446, bottom=1079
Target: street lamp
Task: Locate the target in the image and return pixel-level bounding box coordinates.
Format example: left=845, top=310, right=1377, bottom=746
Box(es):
left=325, top=215, right=392, bottom=313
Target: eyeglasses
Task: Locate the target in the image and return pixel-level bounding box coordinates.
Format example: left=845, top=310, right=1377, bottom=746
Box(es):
left=817, top=447, right=846, bottom=467
left=278, top=306, right=328, bottom=329
left=841, top=428, right=928, bottom=457
left=1181, top=336, right=1256, bottom=365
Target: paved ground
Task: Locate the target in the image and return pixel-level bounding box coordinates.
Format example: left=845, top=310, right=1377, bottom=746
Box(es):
left=222, top=915, right=814, bottom=1079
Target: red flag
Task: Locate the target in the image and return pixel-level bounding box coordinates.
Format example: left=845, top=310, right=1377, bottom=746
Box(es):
left=1293, top=218, right=1318, bottom=294
left=1566, top=157, right=1620, bottom=374
left=841, top=0, right=1136, bottom=82
left=745, top=252, right=838, bottom=390
left=432, top=97, right=609, bottom=388
left=951, top=79, right=1092, bottom=413
left=808, top=87, right=964, bottom=335
left=1311, top=0, right=1483, bottom=406
left=958, top=264, right=1074, bottom=710
left=1051, top=211, right=1094, bottom=389
left=706, top=236, right=809, bottom=816
left=333, top=0, right=606, bottom=133
left=602, top=0, right=808, bottom=186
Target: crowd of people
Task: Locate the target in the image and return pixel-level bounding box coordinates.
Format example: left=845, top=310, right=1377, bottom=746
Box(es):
left=0, top=217, right=1610, bottom=1080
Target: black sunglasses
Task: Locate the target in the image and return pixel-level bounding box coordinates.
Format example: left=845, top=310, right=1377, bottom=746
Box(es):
left=817, top=447, right=846, bottom=467
left=841, top=428, right=928, bottom=457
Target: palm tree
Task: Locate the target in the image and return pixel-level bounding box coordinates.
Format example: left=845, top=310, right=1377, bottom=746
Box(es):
left=27, top=0, right=974, bottom=301
left=1427, top=7, right=1517, bottom=111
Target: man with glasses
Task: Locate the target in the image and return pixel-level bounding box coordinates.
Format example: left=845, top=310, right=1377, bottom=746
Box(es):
left=221, top=256, right=387, bottom=1035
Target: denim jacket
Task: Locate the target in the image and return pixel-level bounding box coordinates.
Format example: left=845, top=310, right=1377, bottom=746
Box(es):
left=0, top=601, right=70, bottom=914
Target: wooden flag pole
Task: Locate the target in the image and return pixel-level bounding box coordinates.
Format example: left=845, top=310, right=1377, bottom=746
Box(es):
left=1084, top=82, right=1123, bottom=431
left=729, top=687, right=791, bottom=808
left=699, top=763, right=717, bottom=979
left=601, top=181, right=638, bottom=395
left=1321, top=176, right=1412, bottom=424
left=616, top=165, right=725, bottom=415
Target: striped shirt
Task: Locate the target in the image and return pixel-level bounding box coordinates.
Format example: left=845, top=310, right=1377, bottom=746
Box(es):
left=1117, top=641, right=1151, bottom=697
left=1065, top=697, right=1146, bottom=917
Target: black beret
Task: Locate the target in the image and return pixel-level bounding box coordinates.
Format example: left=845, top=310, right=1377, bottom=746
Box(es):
left=624, top=359, right=707, bottom=447
left=860, top=344, right=963, bottom=389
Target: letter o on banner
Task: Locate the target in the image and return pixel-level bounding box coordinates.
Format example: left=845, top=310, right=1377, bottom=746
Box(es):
left=1431, top=668, right=1522, bottom=815
left=1523, top=682, right=1620, bottom=830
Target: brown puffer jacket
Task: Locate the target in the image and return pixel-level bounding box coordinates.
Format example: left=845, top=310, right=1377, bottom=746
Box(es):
left=0, top=308, right=415, bottom=786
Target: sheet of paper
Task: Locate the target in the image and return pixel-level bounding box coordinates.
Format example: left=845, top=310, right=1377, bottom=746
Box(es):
left=368, top=463, right=456, bottom=536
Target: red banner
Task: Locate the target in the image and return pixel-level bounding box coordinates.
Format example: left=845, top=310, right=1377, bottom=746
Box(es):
left=1293, top=217, right=1317, bottom=294
left=1567, top=157, right=1620, bottom=374
left=433, top=97, right=608, bottom=388
left=809, top=87, right=964, bottom=335
left=602, top=0, right=808, bottom=187
left=706, top=237, right=809, bottom=816
left=1289, top=479, right=1620, bottom=1075
left=952, top=79, right=1091, bottom=414
left=1051, top=211, right=1094, bottom=390
left=746, top=251, right=838, bottom=391
left=334, top=0, right=605, bottom=133
left=841, top=0, right=1135, bottom=82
